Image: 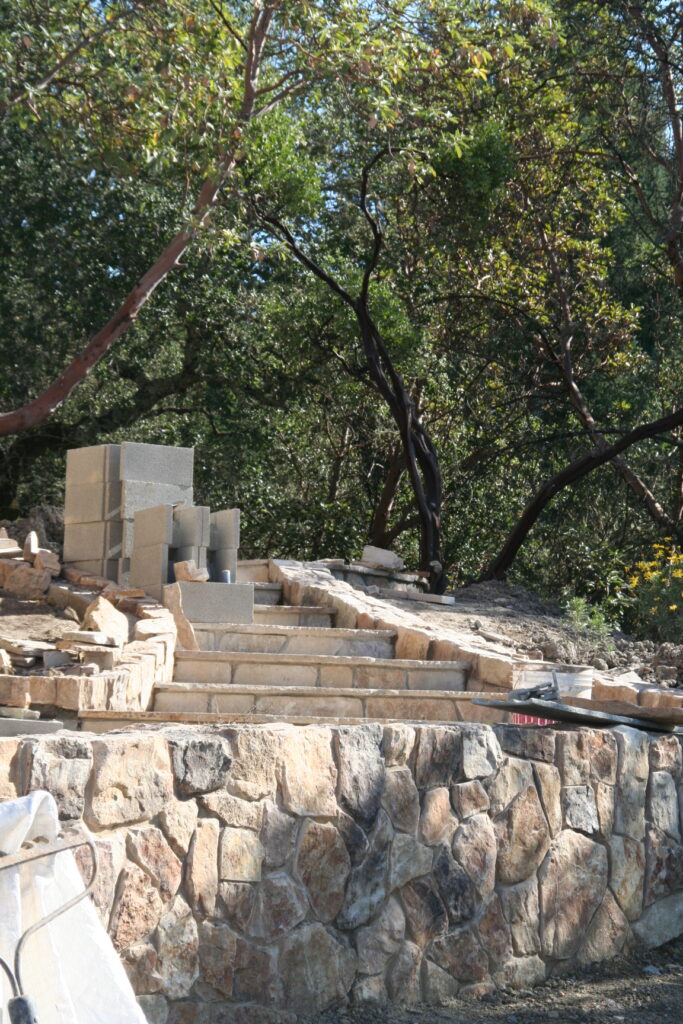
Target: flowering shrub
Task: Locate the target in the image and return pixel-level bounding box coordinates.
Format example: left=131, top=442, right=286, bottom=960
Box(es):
left=627, top=542, right=683, bottom=641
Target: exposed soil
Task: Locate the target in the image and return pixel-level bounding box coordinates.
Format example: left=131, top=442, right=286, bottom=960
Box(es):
left=306, top=934, right=683, bottom=1024
left=381, top=580, right=676, bottom=687
left=0, top=591, right=73, bottom=644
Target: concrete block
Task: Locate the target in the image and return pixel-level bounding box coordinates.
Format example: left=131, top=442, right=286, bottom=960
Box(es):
left=120, top=481, right=193, bottom=521
left=173, top=505, right=210, bottom=547
left=209, top=547, right=237, bottom=582
left=120, top=442, right=194, bottom=486
left=210, top=509, right=240, bottom=550
left=165, top=581, right=254, bottom=624
left=64, top=482, right=121, bottom=524
left=129, top=543, right=170, bottom=589
left=66, top=444, right=120, bottom=484
left=63, top=521, right=122, bottom=561
left=134, top=504, right=174, bottom=548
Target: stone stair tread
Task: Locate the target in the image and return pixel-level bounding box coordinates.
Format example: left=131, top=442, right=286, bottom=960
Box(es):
left=79, top=709, right=461, bottom=728
left=254, top=604, right=336, bottom=614
left=174, top=650, right=468, bottom=670
left=191, top=623, right=396, bottom=640
left=157, top=682, right=488, bottom=699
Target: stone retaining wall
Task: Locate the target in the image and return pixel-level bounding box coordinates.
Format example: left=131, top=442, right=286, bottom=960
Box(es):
left=2, top=721, right=682, bottom=1022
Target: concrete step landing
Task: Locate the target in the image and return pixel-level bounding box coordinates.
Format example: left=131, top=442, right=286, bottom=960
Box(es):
left=192, top=623, right=396, bottom=658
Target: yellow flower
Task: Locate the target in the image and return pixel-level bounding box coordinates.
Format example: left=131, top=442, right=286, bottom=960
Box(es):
left=673, top=569, right=683, bottom=578
left=669, top=604, right=678, bottom=612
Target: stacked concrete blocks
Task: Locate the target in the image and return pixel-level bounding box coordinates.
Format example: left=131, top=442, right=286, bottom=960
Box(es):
left=64, top=442, right=193, bottom=584
left=209, top=507, right=240, bottom=582
left=172, top=505, right=210, bottom=569
left=129, top=504, right=174, bottom=600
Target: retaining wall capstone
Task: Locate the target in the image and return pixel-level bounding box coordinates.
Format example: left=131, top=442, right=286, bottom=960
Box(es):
left=1, top=721, right=682, bottom=1022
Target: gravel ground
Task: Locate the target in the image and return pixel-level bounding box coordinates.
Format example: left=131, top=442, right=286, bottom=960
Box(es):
left=305, top=935, right=683, bottom=1024
left=0, top=591, right=72, bottom=643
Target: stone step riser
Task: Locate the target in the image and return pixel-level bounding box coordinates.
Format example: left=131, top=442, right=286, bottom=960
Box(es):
left=153, top=687, right=501, bottom=722
left=253, top=606, right=335, bottom=627
left=238, top=561, right=271, bottom=583
left=253, top=583, right=282, bottom=606
left=194, top=631, right=394, bottom=659
left=172, top=656, right=467, bottom=691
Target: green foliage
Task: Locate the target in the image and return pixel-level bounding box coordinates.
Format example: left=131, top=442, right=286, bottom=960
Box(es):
left=624, top=545, right=683, bottom=642
left=563, top=595, right=615, bottom=644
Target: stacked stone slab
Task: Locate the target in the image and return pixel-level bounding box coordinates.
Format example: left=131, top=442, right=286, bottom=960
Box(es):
left=64, top=442, right=193, bottom=583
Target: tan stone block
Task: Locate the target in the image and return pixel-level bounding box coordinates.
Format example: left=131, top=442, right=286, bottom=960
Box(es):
left=83, top=595, right=130, bottom=646
left=210, top=692, right=256, bottom=715
left=232, top=661, right=318, bottom=687
left=456, top=699, right=507, bottom=724
left=419, top=787, right=456, bottom=845
left=639, top=688, right=683, bottom=708
left=395, top=628, right=431, bottom=660
left=187, top=818, right=219, bottom=915
left=219, top=826, right=264, bottom=882
left=408, top=668, right=465, bottom=691
left=475, top=652, right=517, bottom=689
left=0, top=676, right=30, bottom=708
left=26, top=675, right=58, bottom=705
left=6, top=563, right=52, bottom=599
left=162, top=583, right=199, bottom=651
left=0, top=738, right=19, bottom=798
left=319, top=665, right=354, bottom=689
left=254, top=693, right=363, bottom=718
left=365, top=696, right=457, bottom=721
left=355, top=665, right=406, bottom=689
left=593, top=677, right=640, bottom=704
left=280, top=726, right=338, bottom=816
left=85, top=734, right=174, bottom=827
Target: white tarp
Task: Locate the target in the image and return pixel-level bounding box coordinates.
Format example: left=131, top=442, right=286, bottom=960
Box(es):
left=0, top=790, right=146, bottom=1024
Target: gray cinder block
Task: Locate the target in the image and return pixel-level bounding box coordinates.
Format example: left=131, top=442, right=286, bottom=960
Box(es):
left=129, top=543, right=170, bottom=590
left=120, top=481, right=193, bottom=520
left=210, top=509, right=240, bottom=551
left=172, top=545, right=207, bottom=569
left=66, top=444, right=120, bottom=485
left=173, top=505, right=210, bottom=547
left=65, top=558, right=118, bottom=580
left=120, top=442, right=194, bottom=486
left=134, top=504, right=175, bottom=548
left=164, top=581, right=254, bottom=623
left=64, top=482, right=122, bottom=524
left=209, top=547, right=238, bottom=582
left=63, top=521, right=122, bottom=561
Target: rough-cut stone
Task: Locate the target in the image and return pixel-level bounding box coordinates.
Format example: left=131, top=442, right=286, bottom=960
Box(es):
left=595, top=782, right=615, bottom=838
left=419, top=787, right=456, bottom=845
left=649, top=735, right=682, bottom=777
left=498, top=877, right=540, bottom=955
left=493, top=955, right=546, bottom=991
left=168, top=735, right=231, bottom=796
left=556, top=729, right=617, bottom=787
left=208, top=888, right=249, bottom=940
left=644, top=825, right=683, bottom=904
left=158, top=798, right=198, bottom=857
left=400, top=877, right=447, bottom=947
left=295, top=819, right=350, bottom=922
left=0, top=738, right=19, bottom=799
left=352, top=975, right=387, bottom=1005
left=248, top=872, right=307, bottom=940
left=632, top=890, right=683, bottom=947
left=280, top=923, right=357, bottom=1014
left=110, top=864, right=164, bottom=950
left=26, top=735, right=92, bottom=820
left=421, top=959, right=458, bottom=1003
left=155, top=895, right=199, bottom=1000
left=414, top=726, right=462, bottom=788
left=451, top=779, right=489, bottom=819
left=200, top=791, right=263, bottom=829
left=124, top=943, right=163, bottom=995
left=86, top=735, right=173, bottom=827
left=280, top=726, right=338, bottom=816
left=337, top=811, right=392, bottom=930
left=232, top=935, right=281, bottom=1006
left=381, top=766, right=420, bottom=833
left=430, top=926, right=488, bottom=983
left=389, top=833, right=433, bottom=890
left=261, top=801, right=297, bottom=867
left=648, top=771, right=680, bottom=840
left=452, top=812, right=497, bottom=899
left=83, top=595, right=129, bottom=646
left=355, top=896, right=405, bottom=974
left=219, top=827, right=264, bottom=882
left=336, top=810, right=370, bottom=865
left=223, top=728, right=284, bottom=801
left=6, top=563, right=51, bottom=598
left=495, top=785, right=550, bottom=885
left=485, top=757, right=534, bottom=816
left=613, top=727, right=649, bottom=841
left=477, top=893, right=512, bottom=961
left=562, top=785, right=599, bottom=835
left=539, top=831, right=608, bottom=959
left=608, top=833, right=644, bottom=921
left=532, top=762, right=562, bottom=835
left=335, top=724, right=385, bottom=830
left=387, top=941, right=422, bottom=1003
left=137, top=994, right=167, bottom=1023
left=381, top=724, right=416, bottom=766
left=161, top=582, right=199, bottom=652
left=577, top=891, right=630, bottom=964
left=495, top=725, right=555, bottom=763
left=186, top=818, right=219, bottom=915
left=127, top=826, right=182, bottom=900
left=433, top=843, right=477, bottom=925
left=461, top=726, right=502, bottom=779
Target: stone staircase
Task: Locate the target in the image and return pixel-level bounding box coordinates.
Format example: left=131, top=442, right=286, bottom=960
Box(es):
left=81, top=561, right=493, bottom=731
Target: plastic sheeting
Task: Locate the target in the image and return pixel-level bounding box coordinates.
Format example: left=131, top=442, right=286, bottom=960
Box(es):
left=0, top=791, right=146, bottom=1024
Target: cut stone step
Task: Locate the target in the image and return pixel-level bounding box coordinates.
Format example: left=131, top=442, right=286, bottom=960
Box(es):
left=152, top=683, right=502, bottom=723
left=172, top=651, right=468, bottom=691
left=192, top=623, right=396, bottom=658
left=253, top=582, right=282, bottom=606
left=253, top=604, right=336, bottom=627
left=81, top=691, right=510, bottom=732
left=237, top=559, right=271, bottom=583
